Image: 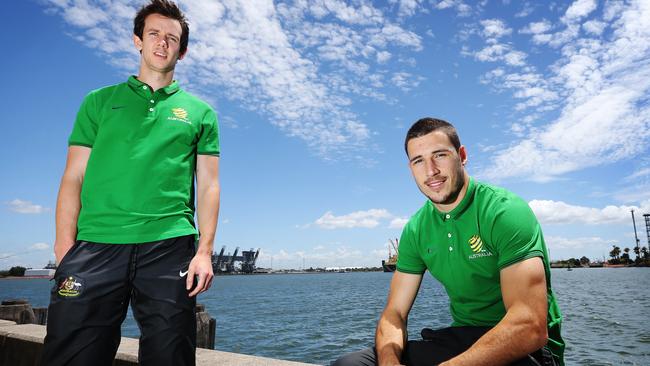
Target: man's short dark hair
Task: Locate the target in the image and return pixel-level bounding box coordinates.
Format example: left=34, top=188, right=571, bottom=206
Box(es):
left=134, top=0, right=189, bottom=56
left=404, top=117, right=461, bottom=155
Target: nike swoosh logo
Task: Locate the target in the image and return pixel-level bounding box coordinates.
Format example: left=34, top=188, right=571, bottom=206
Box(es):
left=179, top=270, right=189, bottom=277
left=111, top=106, right=126, bottom=109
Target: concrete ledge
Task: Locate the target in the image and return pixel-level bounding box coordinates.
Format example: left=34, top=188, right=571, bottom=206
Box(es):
left=0, top=323, right=320, bottom=366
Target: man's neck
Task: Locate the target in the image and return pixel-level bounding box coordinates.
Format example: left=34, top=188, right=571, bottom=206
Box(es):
left=137, top=68, right=175, bottom=92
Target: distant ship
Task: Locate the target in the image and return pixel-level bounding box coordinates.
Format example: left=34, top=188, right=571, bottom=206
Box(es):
left=382, top=238, right=398, bottom=272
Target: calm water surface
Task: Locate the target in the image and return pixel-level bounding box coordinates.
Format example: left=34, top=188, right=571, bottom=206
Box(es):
left=1, top=268, right=648, bottom=365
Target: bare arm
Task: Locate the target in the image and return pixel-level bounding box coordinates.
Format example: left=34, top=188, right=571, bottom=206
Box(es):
left=54, top=146, right=91, bottom=264
left=376, top=271, right=423, bottom=366
left=187, top=154, right=220, bottom=297
left=440, top=257, right=548, bottom=366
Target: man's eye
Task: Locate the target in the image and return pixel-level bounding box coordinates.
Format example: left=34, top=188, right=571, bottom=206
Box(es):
left=168, top=37, right=178, bottom=43
left=434, top=153, right=447, bottom=159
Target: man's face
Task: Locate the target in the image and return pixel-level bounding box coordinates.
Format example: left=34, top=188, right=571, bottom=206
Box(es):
left=406, top=131, right=467, bottom=211
left=134, top=13, right=184, bottom=73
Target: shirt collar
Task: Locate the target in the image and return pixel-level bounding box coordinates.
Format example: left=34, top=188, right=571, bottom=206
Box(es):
left=430, top=176, right=475, bottom=221
left=127, top=76, right=180, bottom=95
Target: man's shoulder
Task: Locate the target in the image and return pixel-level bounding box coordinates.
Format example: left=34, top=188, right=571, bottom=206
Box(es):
left=172, top=89, right=215, bottom=113
left=472, top=180, right=536, bottom=226
left=473, top=180, right=528, bottom=210
left=84, top=81, right=129, bottom=100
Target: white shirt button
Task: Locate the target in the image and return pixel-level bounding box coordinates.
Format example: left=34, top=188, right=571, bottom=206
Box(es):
left=142, top=86, right=147, bottom=90
left=447, top=233, right=452, bottom=238
left=149, top=108, right=154, bottom=112
left=449, top=246, right=453, bottom=251
left=150, top=100, right=155, bottom=103
left=445, top=214, right=450, bottom=219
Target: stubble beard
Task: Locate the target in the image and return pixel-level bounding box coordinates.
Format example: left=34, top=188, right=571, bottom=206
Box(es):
left=424, top=164, right=466, bottom=206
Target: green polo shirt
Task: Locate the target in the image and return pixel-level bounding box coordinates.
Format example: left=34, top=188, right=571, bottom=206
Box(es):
left=68, top=76, right=220, bottom=244
left=397, top=178, right=564, bottom=364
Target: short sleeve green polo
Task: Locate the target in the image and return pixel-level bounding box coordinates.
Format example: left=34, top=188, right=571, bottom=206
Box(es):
left=397, top=178, right=565, bottom=364
left=69, top=76, right=220, bottom=243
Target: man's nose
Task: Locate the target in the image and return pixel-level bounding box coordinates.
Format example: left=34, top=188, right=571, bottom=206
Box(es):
left=425, top=159, right=440, bottom=176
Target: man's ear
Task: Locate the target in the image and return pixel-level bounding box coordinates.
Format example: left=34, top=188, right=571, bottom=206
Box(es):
left=178, top=48, right=187, bottom=61
left=459, top=145, right=468, bottom=166
left=133, top=34, right=143, bottom=52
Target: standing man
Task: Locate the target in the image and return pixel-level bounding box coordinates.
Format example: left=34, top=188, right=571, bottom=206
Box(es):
left=333, top=118, right=564, bottom=366
left=42, top=1, right=220, bottom=365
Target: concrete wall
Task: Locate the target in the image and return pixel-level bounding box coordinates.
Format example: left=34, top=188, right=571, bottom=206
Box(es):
left=0, top=320, right=320, bottom=366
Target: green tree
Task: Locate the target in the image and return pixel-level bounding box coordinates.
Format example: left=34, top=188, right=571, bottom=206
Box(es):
left=609, top=245, right=621, bottom=264
left=633, top=246, right=641, bottom=262
left=8, top=266, right=26, bottom=276
left=642, top=247, right=649, bottom=259
left=579, top=256, right=590, bottom=266
left=622, top=247, right=631, bottom=264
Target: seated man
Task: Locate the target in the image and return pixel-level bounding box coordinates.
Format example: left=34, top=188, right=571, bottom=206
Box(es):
left=333, top=118, right=564, bottom=366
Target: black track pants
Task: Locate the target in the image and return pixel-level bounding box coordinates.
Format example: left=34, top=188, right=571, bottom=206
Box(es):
left=41, top=235, right=197, bottom=366
left=331, top=326, right=558, bottom=366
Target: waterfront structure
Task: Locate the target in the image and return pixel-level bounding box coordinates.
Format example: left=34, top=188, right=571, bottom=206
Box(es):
left=381, top=238, right=398, bottom=272
left=212, top=246, right=260, bottom=274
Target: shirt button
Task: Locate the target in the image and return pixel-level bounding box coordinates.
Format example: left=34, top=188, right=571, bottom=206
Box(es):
left=142, top=86, right=147, bottom=90
left=149, top=108, right=154, bottom=112
left=150, top=100, right=155, bottom=103
left=447, top=233, right=452, bottom=238
left=445, top=214, right=450, bottom=219
left=449, top=246, right=453, bottom=251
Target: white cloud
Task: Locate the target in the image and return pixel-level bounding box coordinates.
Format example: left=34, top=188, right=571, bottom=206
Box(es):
left=390, top=0, right=424, bottom=18
left=258, top=244, right=385, bottom=268
left=389, top=217, right=409, bottom=229
left=480, top=19, right=512, bottom=39
left=515, top=2, right=535, bottom=18
left=30, top=243, right=50, bottom=251
left=529, top=199, right=650, bottom=225
left=582, top=20, right=606, bottom=35
left=391, top=72, right=424, bottom=91
left=7, top=199, right=50, bottom=214
left=44, top=0, right=423, bottom=160
left=546, top=236, right=611, bottom=250
left=476, top=0, right=650, bottom=181
left=519, top=20, right=553, bottom=35
left=563, top=0, right=598, bottom=22
left=315, top=209, right=392, bottom=229
left=434, top=0, right=472, bottom=17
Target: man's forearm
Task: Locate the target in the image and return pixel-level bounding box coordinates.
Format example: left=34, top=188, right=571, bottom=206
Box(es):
left=54, top=174, right=83, bottom=261
left=441, top=309, right=547, bottom=366
left=375, top=311, right=408, bottom=366
left=196, top=182, right=220, bottom=254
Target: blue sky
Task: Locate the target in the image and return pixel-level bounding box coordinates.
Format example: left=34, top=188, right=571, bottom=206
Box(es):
left=2, top=0, right=650, bottom=269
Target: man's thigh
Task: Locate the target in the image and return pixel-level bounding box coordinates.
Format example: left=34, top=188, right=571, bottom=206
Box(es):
left=131, top=235, right=197, bottom=366
left=42, top=241, right=132, bottom=366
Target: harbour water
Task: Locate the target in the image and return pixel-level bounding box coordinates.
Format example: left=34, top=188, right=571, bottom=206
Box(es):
left=1, top=268, right=649, bottom=365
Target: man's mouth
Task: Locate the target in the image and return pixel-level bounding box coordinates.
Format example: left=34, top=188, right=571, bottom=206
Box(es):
left=425, top=178, right=446, bottom=190
left=154, top=51, right=167, bottom=58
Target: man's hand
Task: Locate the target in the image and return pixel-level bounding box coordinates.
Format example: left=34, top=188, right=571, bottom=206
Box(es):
left=54, top=241, right=75, bottom=265
left=186, top=251, right=214, bottom=297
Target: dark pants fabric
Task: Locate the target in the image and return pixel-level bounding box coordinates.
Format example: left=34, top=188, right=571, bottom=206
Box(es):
left=332, top=326, right=558, bottom=366
left=41, top=235, right=197, bottom=366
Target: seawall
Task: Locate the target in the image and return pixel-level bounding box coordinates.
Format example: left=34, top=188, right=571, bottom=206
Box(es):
left=0, top=320, right=320, bottom=366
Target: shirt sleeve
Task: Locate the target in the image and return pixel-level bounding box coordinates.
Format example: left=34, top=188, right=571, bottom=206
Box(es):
left=68, top=92, right=99, bottom=147
left=492, top=196, right=545, bottom=270
left=197, top=108, right=220, bottom=156
left=396, top=221, right=426, bottom=274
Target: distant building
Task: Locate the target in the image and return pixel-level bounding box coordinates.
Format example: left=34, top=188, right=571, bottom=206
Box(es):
left=24, top=268, right=55, bottom=277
